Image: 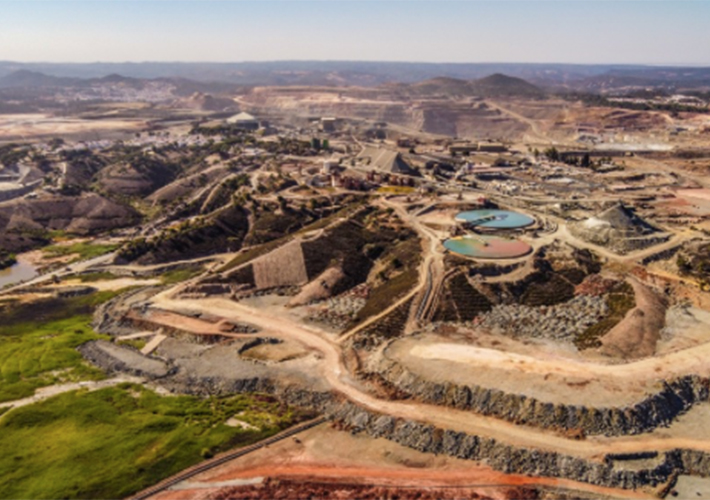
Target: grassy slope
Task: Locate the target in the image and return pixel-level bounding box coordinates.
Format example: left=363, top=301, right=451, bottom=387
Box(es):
left=0, top=385, right=300, bottom=499
left=43, top=241, right=118, bottom=262
left=0, top=292, right=116, bottom=403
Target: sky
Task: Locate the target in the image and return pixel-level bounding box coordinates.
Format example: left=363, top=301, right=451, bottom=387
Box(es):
left=0, top=1, right=708, bottom=65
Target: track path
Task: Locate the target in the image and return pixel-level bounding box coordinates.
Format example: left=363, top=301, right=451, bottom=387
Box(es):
left=0, top=376, right=145, bottom=414
left=152, top=291, right=710, bottom=460
left=339, top=197, right=445, bottom=343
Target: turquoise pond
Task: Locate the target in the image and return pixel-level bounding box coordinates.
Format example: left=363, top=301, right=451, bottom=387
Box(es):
left=454, top=210, right=534, bottom=229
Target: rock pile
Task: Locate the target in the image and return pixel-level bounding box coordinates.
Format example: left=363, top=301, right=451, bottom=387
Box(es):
left=476, top=295, right=608, bottom=341
left=304, top=284, right=369, bottom=330
left=575, top=274, right=618, bottom=296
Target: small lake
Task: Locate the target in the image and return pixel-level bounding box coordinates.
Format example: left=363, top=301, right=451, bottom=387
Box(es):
left=0, top=260, right=38, bottom=288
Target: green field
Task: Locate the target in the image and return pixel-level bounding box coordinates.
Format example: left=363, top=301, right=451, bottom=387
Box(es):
left=0, top=292, right=116, bottom=403
left=43, top=241, right=119, bottom=263
left=0, top=385, right=302, bottom=499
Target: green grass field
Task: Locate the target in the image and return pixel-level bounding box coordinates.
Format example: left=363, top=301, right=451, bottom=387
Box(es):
left=0, top=292, right=116, bottom=403
left=0, top=385, right=302, bottom=499
left=43, top=241, right=119, bottom=263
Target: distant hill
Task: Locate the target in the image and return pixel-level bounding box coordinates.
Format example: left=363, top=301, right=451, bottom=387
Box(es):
left=0, top=70, right=241, bottom=98
left=408, top=73, right=544, bottom=98
left=0, top=69, right=79, bottom=88
left=0, top=61, right=709, bottom=93
left=471, top=73, right=545, bottom=97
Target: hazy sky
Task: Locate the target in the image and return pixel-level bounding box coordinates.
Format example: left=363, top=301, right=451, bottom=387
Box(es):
left=1, top=1, right=708, bottom=65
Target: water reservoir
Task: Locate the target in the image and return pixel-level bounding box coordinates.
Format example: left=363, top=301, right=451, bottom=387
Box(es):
left=443, top=235, right=532, bottom=259
left=454, top=210, right=534, bottom=230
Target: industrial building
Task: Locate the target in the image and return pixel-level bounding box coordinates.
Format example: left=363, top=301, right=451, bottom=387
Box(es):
left=226, top=112, right=259, bottom=130
left=356, top=147, right=418, bottom=176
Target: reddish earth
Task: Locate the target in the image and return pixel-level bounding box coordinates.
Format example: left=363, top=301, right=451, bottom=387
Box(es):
left=206, top=478, right=529, bottom=500
left=149, top=425, right=654, bottom=500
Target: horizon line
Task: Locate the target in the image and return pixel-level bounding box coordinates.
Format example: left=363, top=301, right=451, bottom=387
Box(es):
left=3, top=60, right=710, bottom=68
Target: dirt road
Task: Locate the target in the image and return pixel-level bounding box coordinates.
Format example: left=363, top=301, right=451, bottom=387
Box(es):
left=339, top=197, right=446, bottom=342
left=151, top=292, right=710, bottom=460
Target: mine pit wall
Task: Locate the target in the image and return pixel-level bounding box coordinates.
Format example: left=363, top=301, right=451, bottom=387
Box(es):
left=373, top=355, right=710, bottom=436
left=327, top=402, right=710, bottom=492
left=79, top=340, right=710, bottom=491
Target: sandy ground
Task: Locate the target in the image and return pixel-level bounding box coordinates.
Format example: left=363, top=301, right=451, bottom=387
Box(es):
left=677, top=189, right=710, bottom=202
left=0, top=375, right=145, bottom=412
left=0, top=113, right=145, bottom=140
left=672, top=475, right=710, bottom=499
left=56, top=277, right=161, bottom=291
left=393, top=334, right=655, bottom=407
left=406, top=333, right=710, bottom=382
left=150, top=424, right=652, bottom=500
left=657, top=306, right=710, bottom=354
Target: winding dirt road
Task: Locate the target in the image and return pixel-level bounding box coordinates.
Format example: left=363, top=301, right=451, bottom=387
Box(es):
left=151, top=291, right=710, bottom=461
left=338, top=198, right=445, bottom=343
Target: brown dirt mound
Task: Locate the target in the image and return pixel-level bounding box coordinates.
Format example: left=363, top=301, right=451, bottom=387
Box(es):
left=207, top=478, right=532, bottom=500
left=599, top=278, right=667, bottom=359
left=0, top=192, right=140, bottom=240
left=287, top=267, right=346, bottom=307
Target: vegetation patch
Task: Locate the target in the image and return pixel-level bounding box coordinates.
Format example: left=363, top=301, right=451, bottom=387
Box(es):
left=352, top=268, right=418, bottom=326
left=377, top=186, right=415, bottom=195
left=116, top=338, right=148, bottom=351
left=575, top=281, right=636, bottom=350
left=521, top=273, right=576, bottom=307
left=0, top=291, right=118, bottom=403
left=117, top=205, right=249, bottom=265
left=677, top=243, right=710, bottom=290
left=0, top=385, right=304, bottom=499
left=220, top=202, right=365, bottom=272
left=43, top=241, right=118, bottom=263
left=77, top=271, right=121, bottom=283
left=434, top=272, right=492, bottom=322
left=351, top=297, right=414, bottom=350
left=160, top=266, right=204, bottom=285
left=0, top=251, right=17, bottom=271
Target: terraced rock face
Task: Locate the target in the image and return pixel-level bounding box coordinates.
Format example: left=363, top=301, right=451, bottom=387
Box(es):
left=328, top=402, right=706, bottom=491
left=370, top=336, right=710, bottom=436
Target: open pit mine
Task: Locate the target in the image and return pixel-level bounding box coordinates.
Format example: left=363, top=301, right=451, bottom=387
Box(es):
left=3, top=65, right=710, bottom=500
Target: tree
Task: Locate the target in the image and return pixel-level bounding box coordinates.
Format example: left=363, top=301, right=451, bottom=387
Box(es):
left=581, top=153, right=591, bottom=168
left=544, top=147, right=559, bottom=162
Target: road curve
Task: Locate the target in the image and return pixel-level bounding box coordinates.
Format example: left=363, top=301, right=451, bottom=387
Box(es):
left=152, top=293, right=710, bottom=461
